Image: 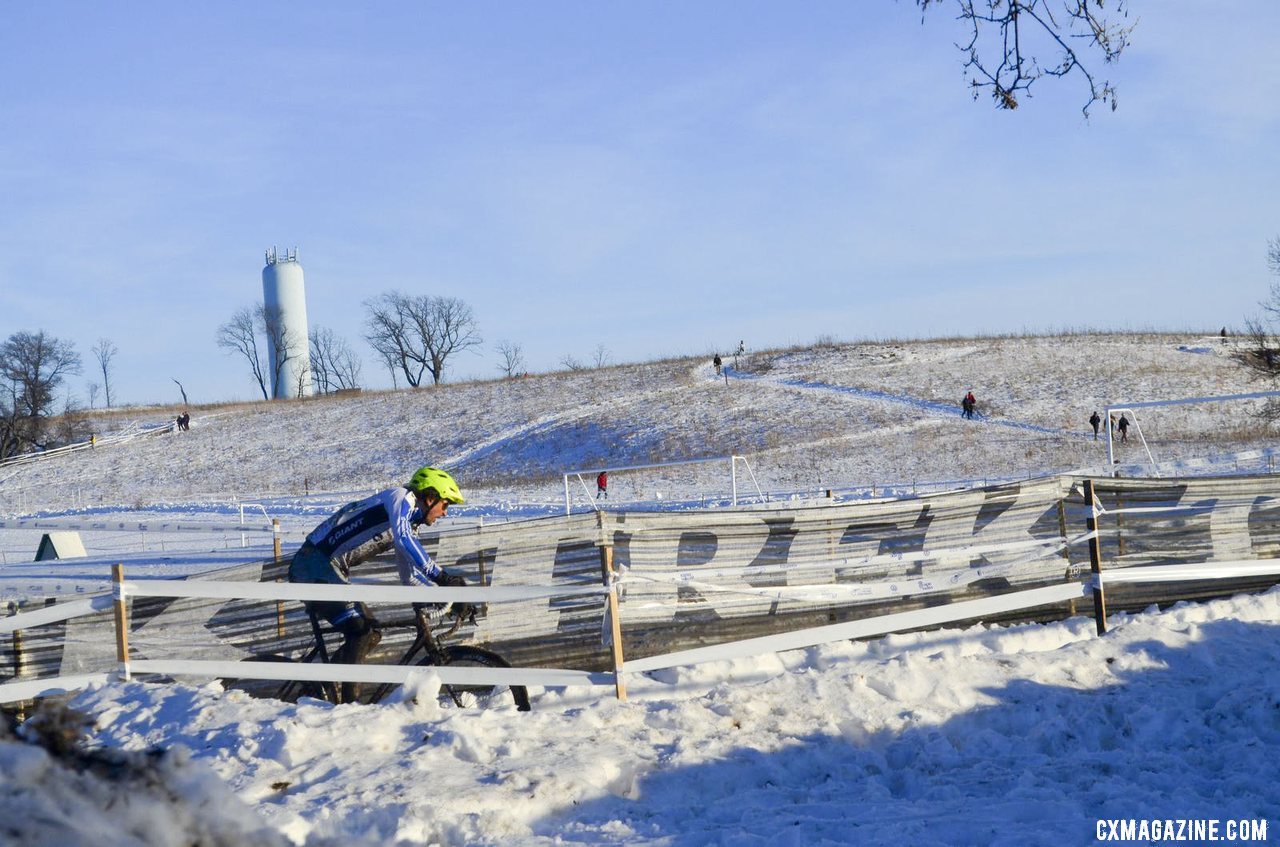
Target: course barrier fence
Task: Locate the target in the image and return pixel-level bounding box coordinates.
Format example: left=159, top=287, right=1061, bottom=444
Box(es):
left=4, top=471, right=1280, bottom=708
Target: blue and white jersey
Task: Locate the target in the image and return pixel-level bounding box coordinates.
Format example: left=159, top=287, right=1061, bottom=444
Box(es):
left=301, top=486, right=442, bottom=586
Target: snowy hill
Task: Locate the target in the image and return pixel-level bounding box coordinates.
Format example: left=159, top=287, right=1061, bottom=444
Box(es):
left=2, top=332, right=1268, bottom=519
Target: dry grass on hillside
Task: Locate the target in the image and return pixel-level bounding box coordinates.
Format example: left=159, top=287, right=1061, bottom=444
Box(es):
left=10, top=332, right=1276, bottom=512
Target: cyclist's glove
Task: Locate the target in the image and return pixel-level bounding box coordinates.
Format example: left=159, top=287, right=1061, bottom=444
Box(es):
left=436, top=571, right=477, bottom=622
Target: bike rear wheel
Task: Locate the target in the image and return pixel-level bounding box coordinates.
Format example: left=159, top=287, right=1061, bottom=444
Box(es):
left=222, top=654, right=336, bottom=704
left=431, top=646, right=531, bottom=711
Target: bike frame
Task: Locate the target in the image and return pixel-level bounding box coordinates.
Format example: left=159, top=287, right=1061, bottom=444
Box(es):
left=291, top=605, right=468, bottom=705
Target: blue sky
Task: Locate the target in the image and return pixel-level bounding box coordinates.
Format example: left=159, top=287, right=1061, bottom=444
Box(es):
left=2, top=1, right=1278, bottom=405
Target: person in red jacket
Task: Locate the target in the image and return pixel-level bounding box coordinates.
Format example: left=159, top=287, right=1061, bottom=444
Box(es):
left=596, top=470, right=608, bottom=500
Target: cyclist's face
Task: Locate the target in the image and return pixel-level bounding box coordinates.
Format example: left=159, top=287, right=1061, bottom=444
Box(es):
left=422, top=496, right=448, bottom=525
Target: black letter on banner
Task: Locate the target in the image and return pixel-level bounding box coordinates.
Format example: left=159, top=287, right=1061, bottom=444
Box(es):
left=739, top=518, right=800, bottom=615
left=550, top=538, right=608, bottom=634
left=838, top=506, right=933, bottom=580
left=673, top=531, right=723, bottom=623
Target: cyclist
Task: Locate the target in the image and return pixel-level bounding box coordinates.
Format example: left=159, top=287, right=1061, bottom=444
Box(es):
left=288, top=466, right=468, bottom=702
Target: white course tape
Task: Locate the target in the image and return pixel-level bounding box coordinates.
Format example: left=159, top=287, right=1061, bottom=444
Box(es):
left=624, top=581, right=1089, bottom=675
left=1095, top=559, right=1280, bottom=586
left=127, top=659, right=614, bottom=690
left=0, top=580, right=609, bottom=634
left=120, top=580, right=608, bottom=604
left=0, top=518, right=277, bottom=534
left=0, top=672, right=113, bottom=704
left=0, top=594, right=115, bottom=634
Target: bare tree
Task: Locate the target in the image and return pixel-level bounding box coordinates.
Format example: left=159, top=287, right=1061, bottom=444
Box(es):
left=91, top=338, right=118, bottom=408
left=592, top=344, right=613, bottom=369
left=363, top=292, right=482, bottom=386
left=495, top=340, right=525, bottom=378
left=216, top=304, right=309, bottom=400
left=260, top=304, right=309, bottom=398
left=0, top=330, right=82, bottom=458
left=309, top=326, right=363, bottom=394
left=559, top=354, right=585, bottom=372
left=171, top=378, right=189, bottom=406
left=376, top=347, right=402, bottom=390
left=364, top=293, right=424, bottom=387
left=87, top=381, right=101, bottom=409
left=919, top=0, right=1134, bottom=115
left=216, top=306, right=270, bottom=400
left=1236, top=236, right=1280, bottom=421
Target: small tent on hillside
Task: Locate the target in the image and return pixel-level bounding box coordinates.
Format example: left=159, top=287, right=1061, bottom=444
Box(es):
left=34, top=531, right=87, bottom=561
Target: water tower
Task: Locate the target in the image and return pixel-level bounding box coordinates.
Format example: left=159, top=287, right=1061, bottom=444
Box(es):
left=262, top=247, right=313, bottom=399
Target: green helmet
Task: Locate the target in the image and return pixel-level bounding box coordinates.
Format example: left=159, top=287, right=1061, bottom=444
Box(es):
left=408, top=466, right=465, bottom=504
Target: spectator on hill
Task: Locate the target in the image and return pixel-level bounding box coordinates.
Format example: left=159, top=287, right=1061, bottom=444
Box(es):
left=596, top=470, right=608, bottom=500
left=1118, top=414, right=1130, bottom=444
left=288, top=466, right=468, bottom=702
left=1089, top=411, right=1101, bottom=440
left=713, top=354, right=722, bottom=376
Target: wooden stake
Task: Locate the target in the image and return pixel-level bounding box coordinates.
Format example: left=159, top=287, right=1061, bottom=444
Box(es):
left=1058, top=500, right=1076, bottom=615
left=1083, top=480, right=1108, bottom=635
left=600, top=544, right=627, bottom=701
left=275, top=578, right=286, bottom=639
left=12, top=629, right=23, bottom=678
left=112, top=563, right=131, bottom=679
left=272, top=519, right=282, bottom=562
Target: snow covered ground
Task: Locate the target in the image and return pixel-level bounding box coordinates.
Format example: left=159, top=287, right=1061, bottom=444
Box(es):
left=16, top=590, right=1277, bottom=846
left=3, top=333, right=1279, bottom=845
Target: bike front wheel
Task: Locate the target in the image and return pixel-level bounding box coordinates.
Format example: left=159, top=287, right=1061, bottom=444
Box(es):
left=431, top=646, right=531, bottom=711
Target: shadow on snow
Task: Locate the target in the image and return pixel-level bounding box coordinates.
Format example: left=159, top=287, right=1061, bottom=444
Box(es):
left=530, top=618, right=1280, bottom=846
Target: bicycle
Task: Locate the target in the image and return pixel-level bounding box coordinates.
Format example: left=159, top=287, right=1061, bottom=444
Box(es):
left=235, top=603, right=531, bottom=712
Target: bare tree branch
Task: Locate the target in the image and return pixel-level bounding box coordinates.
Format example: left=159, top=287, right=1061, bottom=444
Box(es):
left=495, top=340, right=526, bottom=378
left=91, top=338, right=118, bottom=408
left=364, top=292, right=482, bottom=386
left=920, top=0, right=1134, bottom=115
left=309, top=326, right=363, bottom=394
left=1236, top=239, right=1280, bottom=422
left=215, top=306, right=270, bottom=401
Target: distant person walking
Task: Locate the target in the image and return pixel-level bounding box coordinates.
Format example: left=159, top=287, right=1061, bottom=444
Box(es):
left=596, top=470, right=608, bottom=500
left=1089, top=411, right=1101, bottom=440
left=1118, top=413, right=1130, bottom=444
left=961, top=390, right=976, bottom=419
left=713, top=354, right=722, bottom=376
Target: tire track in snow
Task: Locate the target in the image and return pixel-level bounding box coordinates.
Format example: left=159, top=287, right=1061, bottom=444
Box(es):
left=722, top=367, right=1076, bottom=438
